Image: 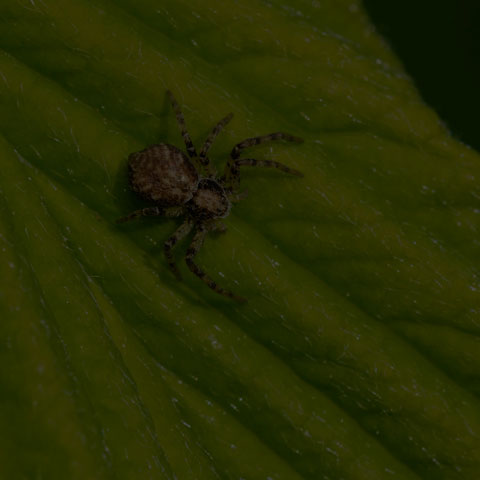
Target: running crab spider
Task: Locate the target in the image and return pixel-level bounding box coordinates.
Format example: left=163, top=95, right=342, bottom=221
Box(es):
left=117, top=90, right=303, bottom=302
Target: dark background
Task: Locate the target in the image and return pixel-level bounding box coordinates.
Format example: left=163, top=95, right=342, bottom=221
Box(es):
left=364, top=0, right=480, bottom=151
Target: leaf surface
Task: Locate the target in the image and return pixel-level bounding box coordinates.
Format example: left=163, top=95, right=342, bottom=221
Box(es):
left=1, top=1, right=480, bottom=479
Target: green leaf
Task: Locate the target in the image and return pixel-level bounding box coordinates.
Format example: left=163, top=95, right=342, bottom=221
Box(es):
left=1, top=0, right=480, bottom=479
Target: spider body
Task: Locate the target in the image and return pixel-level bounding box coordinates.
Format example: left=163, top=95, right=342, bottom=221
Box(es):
left=118, top=90, right=303, bottom=302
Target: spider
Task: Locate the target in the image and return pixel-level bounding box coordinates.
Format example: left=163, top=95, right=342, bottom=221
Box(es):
left=117, top=90, right=303, bottom=302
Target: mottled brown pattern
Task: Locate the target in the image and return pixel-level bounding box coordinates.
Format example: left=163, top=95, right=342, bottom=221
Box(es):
left=128, top=144, right=198, bottom=206
left=118, top=90, right=303, bottom=302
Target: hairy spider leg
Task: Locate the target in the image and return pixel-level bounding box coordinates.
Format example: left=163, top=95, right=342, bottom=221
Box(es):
left=198, top=112, right=234, bottom=168
left=167, top=90, right=198, bottom=158
left=185, top=225, right=246, bottom=303
left=164, top=219, right=194, bottom=280
left=222, top=132, right=303, bottom=189
left=231, top=132, right=303, bottom=160
left=236, top=158, right=303, bottom=176
left=116, top=206, right=184, bottom=223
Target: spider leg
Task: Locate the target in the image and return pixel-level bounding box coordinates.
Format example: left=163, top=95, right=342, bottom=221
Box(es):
left=198, top=112, right=234, bottom=167
left=230, top=132, right=303, bottom=160
left=224, top=158, right=303, bottom=192
left=116, top=206, right=184, bottom=223
left=164, top=219, right=194, bottom=280
left=222, top=132, right=303, bottom=188
left=167, top=90, right=197, bottom=158
left=223, top=157, right=303, bottom=191
left=236, top=158, right=303, bottom=176
left=185, top=226, right=246, bottom=303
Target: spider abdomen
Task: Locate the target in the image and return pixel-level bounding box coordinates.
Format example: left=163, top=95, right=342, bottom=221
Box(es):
left=128, top=143, right=199, bottom=206
left=188, top=179, right=230, bottom=220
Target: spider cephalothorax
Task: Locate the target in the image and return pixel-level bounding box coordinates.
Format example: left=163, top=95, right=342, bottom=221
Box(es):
left=118, top=90, right=303, bottom=302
